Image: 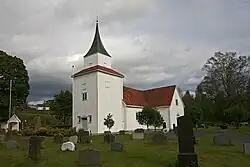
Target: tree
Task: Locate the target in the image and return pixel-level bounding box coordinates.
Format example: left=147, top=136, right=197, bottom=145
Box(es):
left=104, top=113, right=115, bottom=131
left=182, top=91, right=201, bottom=126
left=137, top=107, right=164, bottom=130
left=52, top=90, right=72, bottom=125
left=201, top=52, right=250, bottom=106
left=152, top=109, right=164, bottom=130
left=0, top=50, right=30, bottom=121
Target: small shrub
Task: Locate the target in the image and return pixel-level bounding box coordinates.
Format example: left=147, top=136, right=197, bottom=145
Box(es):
left=134, top=128, right=144, bottom=133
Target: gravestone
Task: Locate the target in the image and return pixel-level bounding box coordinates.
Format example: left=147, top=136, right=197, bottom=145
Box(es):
left=35, top=115, right=42, bottom=130
left=0, top=134, right=5, bottom=143
left=177, top=115, right=198, bottom=167
left=5, top=131, right=12, bottom=141
left=152, top=133, right=167, bottom=144
left=61, top=142, right=75, bottom=151
left=119, top=130, right=126, bottom=135
left=104, top=131, right=115, bottom=144
left=29, top=136, right=41, bottom=161
left=165, top=131, right=177, bottom=140
left=54, top=134, right=63, bottom=144
left=69, top=135, right=78, bottom=144
left=78, top=148, right=101, bottom=166
left=243, top=143, right=250, bottom=155
left=213, top=135, right=232, bottom=146
left=132, top=132, right=144, bottom=140
left=78, top=129, right=91, bottom=144
left=110, top=142, right=124, bottom=152
left=4, top=140, right=19, bottom=148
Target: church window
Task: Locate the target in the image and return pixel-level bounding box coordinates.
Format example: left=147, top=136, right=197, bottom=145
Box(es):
left=82, top=92, right=88, bottom=101
left=105, top=81, right=110, bottom=88
left=175, top=99, right=178, bottom=106
left=88, top=115, right=92, bottom=123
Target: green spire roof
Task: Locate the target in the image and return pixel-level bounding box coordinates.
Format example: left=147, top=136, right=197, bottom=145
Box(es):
left=84, top=19, right=111, bottom=58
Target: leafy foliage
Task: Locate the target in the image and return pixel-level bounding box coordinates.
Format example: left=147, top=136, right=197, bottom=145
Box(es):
left=184, top=52, right=250, bottom=126
left=137, top=107, right=164, bottom=129
left=104, top=113, right=115, bottom=130
left=51, top=90, right=72, bottom=125
left=0, top=50, right=30, bottom=120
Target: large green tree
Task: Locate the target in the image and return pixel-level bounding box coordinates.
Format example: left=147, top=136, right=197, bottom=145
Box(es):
left=196, top=52, right=250, bottom=123
left=52, top=90, right=72, bottom=125
left=0, top=50, right=30, bottom=121
left=137, top=107, right=164, bottom=130
left=200, top=52, right=250, bottom=106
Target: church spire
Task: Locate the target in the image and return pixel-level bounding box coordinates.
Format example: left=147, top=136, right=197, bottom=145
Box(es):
left=84, top=18, right=111, bottom=58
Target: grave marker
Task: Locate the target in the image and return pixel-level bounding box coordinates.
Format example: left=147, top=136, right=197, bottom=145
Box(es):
left=54, top=134, right=63, bottom=144
left=110, top=142, right=124, bottom=152
left=243, top=143, right=250, bottom=155
left=213, top=135, right=232, bottom=146
left=29, top=136, right=41, bottom=161
left=177, top=115, right=198, bottom=167
left=78, top=129, right=91, bottom=144
left=78, top=148, right=101, bottom=166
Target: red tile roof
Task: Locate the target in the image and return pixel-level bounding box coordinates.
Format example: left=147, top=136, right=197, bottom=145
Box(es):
left=123, top=85, right=176, bottom=107
left=72, top=65, right=124, bottom=78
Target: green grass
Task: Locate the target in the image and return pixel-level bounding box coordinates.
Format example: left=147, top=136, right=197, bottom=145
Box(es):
left=0, top=131, right=250, bottom=167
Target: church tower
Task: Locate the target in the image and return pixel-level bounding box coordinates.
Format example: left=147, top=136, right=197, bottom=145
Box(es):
left=72, top=19, right=124, bottom=134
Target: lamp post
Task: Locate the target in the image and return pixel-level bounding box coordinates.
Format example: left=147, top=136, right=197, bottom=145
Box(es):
left=0, top=75, right=13, bottom=119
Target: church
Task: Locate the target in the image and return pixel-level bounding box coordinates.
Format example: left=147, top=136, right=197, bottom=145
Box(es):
left=72, top=20, right=185, bottom=134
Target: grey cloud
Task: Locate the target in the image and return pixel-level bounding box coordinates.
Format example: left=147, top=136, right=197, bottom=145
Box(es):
left=1, top=0, right=250, bottom=102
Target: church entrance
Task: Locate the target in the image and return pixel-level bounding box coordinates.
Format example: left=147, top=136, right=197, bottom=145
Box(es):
left=81, top=117, right=88, bottom=130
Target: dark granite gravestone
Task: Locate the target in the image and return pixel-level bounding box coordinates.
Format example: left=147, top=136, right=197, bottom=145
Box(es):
left=53, top=134, right=63, bottom=144
left=104, top=132, right=115, bottom=144
left=29, top=136, right=42, bottom=161
left=213, top=135, right=232, bottom=146
left=78, top=148, right=101, bottom=166
left=173, top=124, right=177, bottom=135
left=177, top=115, right=198, bottom=167
left=119, top=130, right=126, bottom=135
left=4, top=131, right=12, bottom=141
left=78, top=129, right=91, bottom=144
left=110, top=142, right=124, bottom=152
left=152, top=133, right=167, bottom=144
left=4, top=140, right=19, bottom=148
left=165, top=131, right=177, bottom=140
left=243, top=143, right=250, bottom=155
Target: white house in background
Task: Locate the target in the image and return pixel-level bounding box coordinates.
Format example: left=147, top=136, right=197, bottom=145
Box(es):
left=37, top=106, right=50, bottom=111
left=72, top=19, right=185, bottom=134
left=0, top=114, right=21, bottom=131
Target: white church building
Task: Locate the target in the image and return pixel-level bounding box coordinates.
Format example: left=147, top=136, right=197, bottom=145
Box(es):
left=72, top=20, right=185, bottom=134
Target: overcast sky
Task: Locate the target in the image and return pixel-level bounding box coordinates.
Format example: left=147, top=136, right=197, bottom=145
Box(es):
left=1, top=0, right=250, bottom=104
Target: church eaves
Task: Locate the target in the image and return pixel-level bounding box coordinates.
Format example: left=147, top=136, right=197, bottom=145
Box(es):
left=84, top=19, right=111, bottom=58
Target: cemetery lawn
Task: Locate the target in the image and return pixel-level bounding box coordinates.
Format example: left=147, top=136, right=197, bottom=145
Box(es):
left=0, top=133, right=250, bottom=167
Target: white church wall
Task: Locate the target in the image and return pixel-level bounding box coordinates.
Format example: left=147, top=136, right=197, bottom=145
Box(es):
left=72, top=73, right=98, bottom=133
left=169, top=88, right=185, bottom=129
left=125, top=106, right=147, bottom=130
left=84, top=53, right=111, bottom=68
left=157, top=106, right=170, bottom=130
left=97, top=72, right=123, bottom=133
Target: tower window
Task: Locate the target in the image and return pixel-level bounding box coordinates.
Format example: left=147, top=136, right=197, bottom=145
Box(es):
left=82, top=92, right=88, bottom=101
left=175, top=99, right=178, bottom=106
left=105, top=81, right=110, bottom=88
